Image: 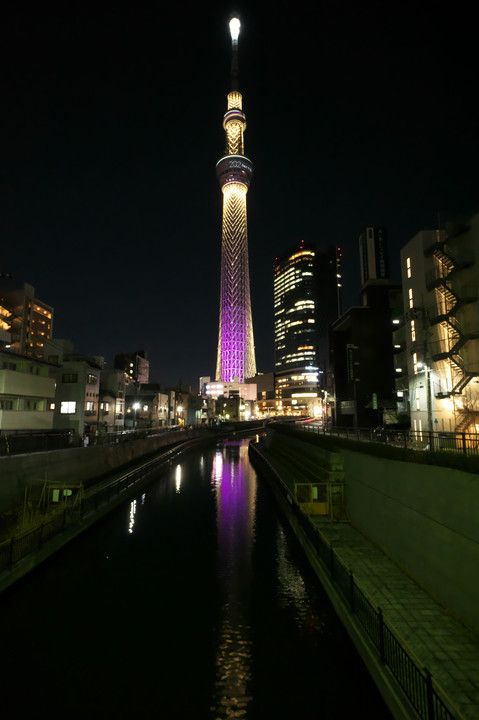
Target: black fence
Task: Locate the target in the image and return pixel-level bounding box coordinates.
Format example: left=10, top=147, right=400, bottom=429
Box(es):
left=0, top=438, right=196, bottom=575
left=295, top=422, right=479, bottom=456
left=248, top=441, right=457, bottom=720
left=0, top=425, right=193, bottom=457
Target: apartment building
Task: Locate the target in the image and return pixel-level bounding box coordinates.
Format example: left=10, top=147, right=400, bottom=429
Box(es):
left=44, top=339, right=102, bottom=436
left=0, top=348, right=55, bottom=430
left=396, top=214, right=479, bottom=434
left=99, top=369, right=126, bottom=432
left=0, top=283, right=53, bottom=357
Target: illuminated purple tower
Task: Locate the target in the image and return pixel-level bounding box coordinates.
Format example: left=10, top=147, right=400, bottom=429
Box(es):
left=215, top=17, right=256, bottom=383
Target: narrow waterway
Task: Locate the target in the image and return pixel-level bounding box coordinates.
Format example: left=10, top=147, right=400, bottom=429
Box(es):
left=1, top=439, right=391, bottom=718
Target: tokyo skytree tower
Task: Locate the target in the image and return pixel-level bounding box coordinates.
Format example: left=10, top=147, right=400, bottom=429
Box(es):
left=215, top=17, right=256, bottom=383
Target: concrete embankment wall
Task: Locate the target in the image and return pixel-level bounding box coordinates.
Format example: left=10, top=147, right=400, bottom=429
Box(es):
left=0, top=431, right=196, bottom=513
left=341, top=448, right=479, bottom=637
left=264, top=428, right=479, bottom=636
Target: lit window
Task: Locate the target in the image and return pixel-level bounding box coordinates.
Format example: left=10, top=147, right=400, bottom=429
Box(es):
left=60, top=401, right=76, bottom=414
left=413, top=352, right=418, bottom=374
left=411, top=320, right=416, bottom=342
left=409, top=288, right=414, bottom=309
left=406, top=257, right=412, bottom=278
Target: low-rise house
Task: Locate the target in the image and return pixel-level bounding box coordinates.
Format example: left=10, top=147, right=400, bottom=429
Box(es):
left=125, top=384, right=169, bottom=428
left=44, top=339, right=102, bottom=436
left=99, top=369, right=126, bottom=432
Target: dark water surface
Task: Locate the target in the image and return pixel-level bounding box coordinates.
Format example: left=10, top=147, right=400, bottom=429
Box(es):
left=1, top=439, right=391, bottom=718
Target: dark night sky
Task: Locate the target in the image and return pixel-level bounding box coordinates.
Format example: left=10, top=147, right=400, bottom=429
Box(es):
left=1, top=1, right=478, bottom=389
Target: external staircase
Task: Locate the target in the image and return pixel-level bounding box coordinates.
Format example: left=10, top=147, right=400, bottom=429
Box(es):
left=425, top=234, right=478, bottom=398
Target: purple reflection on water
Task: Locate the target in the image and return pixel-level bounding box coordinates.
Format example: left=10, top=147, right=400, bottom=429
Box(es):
left=211, top=440, right=257, bottom=719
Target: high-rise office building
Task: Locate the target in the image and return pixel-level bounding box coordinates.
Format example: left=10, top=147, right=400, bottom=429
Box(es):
left=359, top=227, right=389, bottom=287
left=215, top=17, right=256, bottom=383
left=273, top=240, right=339, bottom=416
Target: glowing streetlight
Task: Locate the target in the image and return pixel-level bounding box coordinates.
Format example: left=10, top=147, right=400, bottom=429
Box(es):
left=132, top=402, right=140, bottom=430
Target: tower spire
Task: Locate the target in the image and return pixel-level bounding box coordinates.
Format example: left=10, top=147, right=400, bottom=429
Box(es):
left=229, top=16, right=240, bottom=91
left=215, top=17, right=256, bottom=383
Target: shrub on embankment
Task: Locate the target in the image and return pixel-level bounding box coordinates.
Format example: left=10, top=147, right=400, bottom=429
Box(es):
left=268, top=423, right=479, bottom=475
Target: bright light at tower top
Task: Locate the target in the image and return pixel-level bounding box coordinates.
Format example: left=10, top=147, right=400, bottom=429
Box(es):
left=229, top=17, right=240, bottom=42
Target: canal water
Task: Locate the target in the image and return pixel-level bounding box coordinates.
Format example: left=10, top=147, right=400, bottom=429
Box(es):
left=1, top=439, right=391, bottom=718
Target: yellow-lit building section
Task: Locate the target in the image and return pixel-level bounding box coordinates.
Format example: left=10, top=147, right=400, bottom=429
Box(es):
left=0, top=287, right=53, bottom=357
left=225, top=92, right=245, bottom=155
left=274, top=245, right=320, bottom=415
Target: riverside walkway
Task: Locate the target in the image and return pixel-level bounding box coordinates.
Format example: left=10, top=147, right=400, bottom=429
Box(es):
left=250, top=439, right=479, bottom=720
left=313, top=518, right=479, bottom=720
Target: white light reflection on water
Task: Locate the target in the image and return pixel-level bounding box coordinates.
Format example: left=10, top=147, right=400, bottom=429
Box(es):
left=128, top=499, right=137, bottom=534
left=175, top=464, right=182, bottom=493
left=276, top=522, right=327, bottom=639
left=211, top=449, right=223, bottom=489
left=211, top=441, right=256, bottom=719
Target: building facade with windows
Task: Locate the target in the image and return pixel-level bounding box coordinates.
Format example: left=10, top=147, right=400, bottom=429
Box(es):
left=44, top=339, right=102, bottom=436
left=395, top=216, right=479, bottom=434
left=99, top=370, right=126, bottom=432
left=0, top=282, right=53, bottom=357
left=114, top=350, right=149, bottom=386
left=273, top=240, right=340, bottom=417
left=0, top=348, right=55, bottom=430
left=204, top=379, right=256, bottom=421
left=125, top=384, right=169, bottom=428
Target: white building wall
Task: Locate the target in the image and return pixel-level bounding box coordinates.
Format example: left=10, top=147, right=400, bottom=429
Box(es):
left=399, top=218, right=479, bottom=434
left=0, top=352, right=55, bottom=430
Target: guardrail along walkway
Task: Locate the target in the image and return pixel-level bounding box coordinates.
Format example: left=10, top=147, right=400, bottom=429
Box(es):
left=313, top=518, right=479, bottom=720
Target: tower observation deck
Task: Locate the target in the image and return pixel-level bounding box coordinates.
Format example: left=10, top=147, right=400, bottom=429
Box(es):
left=215, top=17, right=256, bottom=383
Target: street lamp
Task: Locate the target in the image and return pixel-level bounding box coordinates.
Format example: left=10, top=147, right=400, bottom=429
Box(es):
left=132, top=402, right=140, bottom=430
left=177, top=405, right=183, bottom=427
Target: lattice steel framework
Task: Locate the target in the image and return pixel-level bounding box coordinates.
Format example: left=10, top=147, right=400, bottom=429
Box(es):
left=215, top=20, right=256, bottom=383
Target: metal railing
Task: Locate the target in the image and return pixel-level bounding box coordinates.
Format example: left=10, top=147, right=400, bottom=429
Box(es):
left=294, top=422, right=479, bottom=456
left=248, top=441, right=458, bottom=720
left=0, top=438, right=197, bottom=575
left=0, top=425, right=200, bottom=456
